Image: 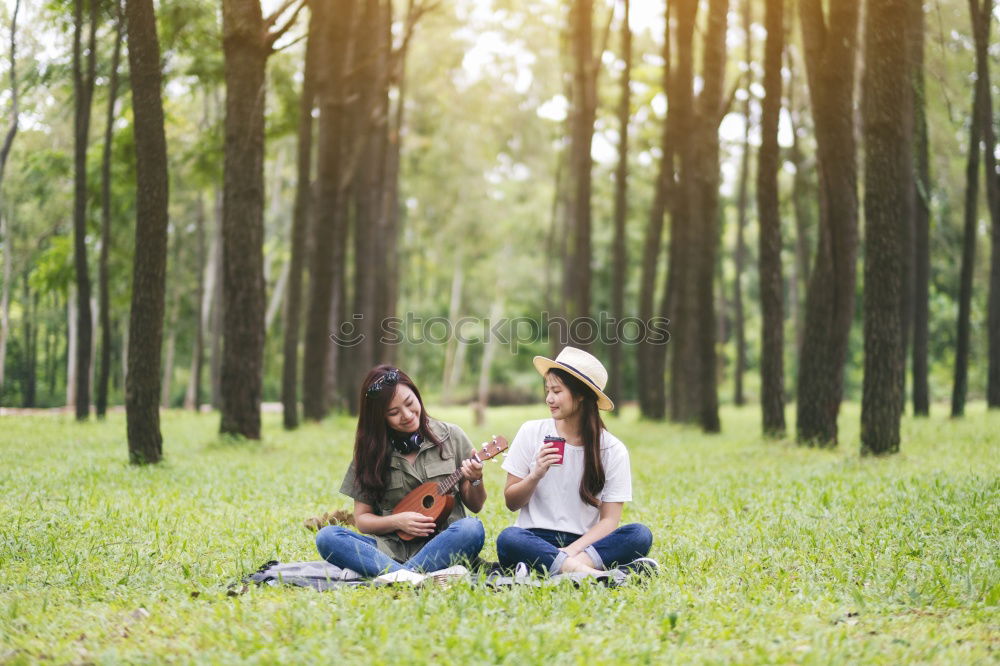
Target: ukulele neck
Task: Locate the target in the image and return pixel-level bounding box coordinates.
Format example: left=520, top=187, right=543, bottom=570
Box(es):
left=437, top=453, right=482, bottom=495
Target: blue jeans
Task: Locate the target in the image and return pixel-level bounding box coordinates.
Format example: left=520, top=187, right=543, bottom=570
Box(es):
left=315, top=517, right=485, bottom=577
left=496, top=523, right=653, bottom=574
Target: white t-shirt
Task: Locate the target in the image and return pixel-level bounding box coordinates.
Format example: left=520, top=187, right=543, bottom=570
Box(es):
left=502, top=418, right=632, bottom=535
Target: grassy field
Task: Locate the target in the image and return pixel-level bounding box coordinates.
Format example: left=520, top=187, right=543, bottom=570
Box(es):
left=1, top=402, right=998, bottom=664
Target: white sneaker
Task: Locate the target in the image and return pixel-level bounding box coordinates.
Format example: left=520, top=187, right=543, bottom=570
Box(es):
left=338, top=567, right=362, bottom=582
left=373, top=569, right=428, bottom=586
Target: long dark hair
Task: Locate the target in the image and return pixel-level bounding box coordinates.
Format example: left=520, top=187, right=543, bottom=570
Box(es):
left=353, top=364, right=441, bottom=501
left=548, top=368, right=606, bottom=508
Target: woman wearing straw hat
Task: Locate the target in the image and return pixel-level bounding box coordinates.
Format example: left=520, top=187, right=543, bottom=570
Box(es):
left=497, top=347, right=657, bottom=576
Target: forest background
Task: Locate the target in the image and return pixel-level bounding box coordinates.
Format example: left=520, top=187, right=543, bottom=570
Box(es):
left=0, top=0, right=998, bottom=459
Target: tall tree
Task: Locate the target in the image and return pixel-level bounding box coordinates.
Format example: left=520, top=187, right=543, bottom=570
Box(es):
left=910, top=0, right=931, bottom=416
left=795, top=0, right=860, bottom=445
left=668, top=0, right=727, bottom=432
left=0, top=0, right=21, bottom=392
left=346, top=0, right=391, bottom=411
left=72, top=0, right=99, bottom=420
left=183, top=194, right=207, bottom=411
left=376, top=0, right=417, bottom=367
left=303, top=0, right=354, bottom=421
left=757, top=0, right=785, bottom=437
left=281, top=0, right=321, bottom=430
left=861, top=0, right=909, bottom=455
left=97, top=0, right=124, bottom=418
left=732, top=0, right=752, bottom=407
left=980, top=1, right=1000, bottom=410
left=665, top=0, right=698, bottom=424
left=125, top=0, right=170, bottom=464
left=607, top=0, right=630, bottom=407
left=952, top=0, right=993, bottom=417
left=636, top=2, right=671, bottom=420
left=563, top=0, right=597, bottom=340
left=786, top=49, right=814, bottom=360
left=21, top=280, right=35, bottom=406
left=219, top=0, right=304, bottom=438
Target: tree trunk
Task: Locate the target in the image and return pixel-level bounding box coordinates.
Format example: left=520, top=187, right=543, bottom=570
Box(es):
left=693, top=0, right=727, bottom=433
left=378, top=0, right=412, bottom=368
left=563, top=0, right=596, bottom=339
left=795, top=0, right=860, bottom=445
left=476, top=298, right=506, bottom=422
left=637, top=2, right=671, bottom=420
left=441, top=263, right=464, bottom=405
left=281, top=1, right=319, bottom=429
left=97, top=0, right=123, bottom=418
left=757, top=0, right=786, bottom=437
left=120, top=317, right=128, bottom=393
left=0, top=216, right=11, bottom=391
left=952, top=0, right=993, bottom=417
left=910, top=0, right=931, bottom=416
left=0, top=0, right=19, bottom=392
left=209, top=189, right=223, bottom=408
left=88, top=294, right=97, bottom=401
left=346, top=0, right=386, bottom=412
left=860, top=0, right=909, bottom=455
left=607, top=0, right=631, bottom=409
left=0, top=0, right=19, bottom=189
left=20, top=279, right=34, bottom=406
left=978, top=0, right=1000, bottom=409
left=369, top=0, right=392, bottom=367
left=787, top=57, right=814, bottom=361
left=219, top=0, right=269, bottom=438
left=45, top=306, right=56, bottom=397
left=160, top=241, right=179, bottom=409
left=124, top=0, right=169, bottom=464
left=670, top=0, right=726, bottom=432
left=667, top=0, right=699, bottom=424
left=732, top=0, right=752, bottom=408
left=66, top=287, right=77, bottom=408
left=894, top=0, right=919, bottom=418
left=184, top=194, right=207, bottom=411
left=72, top=0, right=99, bottom=420
left=303, top=0, right=354, bottom=420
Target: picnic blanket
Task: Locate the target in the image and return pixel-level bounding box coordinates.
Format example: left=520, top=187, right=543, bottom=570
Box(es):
left=232, top=560, right=632, bottom=593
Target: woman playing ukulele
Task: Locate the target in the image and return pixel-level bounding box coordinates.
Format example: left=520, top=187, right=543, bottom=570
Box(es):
left=498, top=347, right=657, bottom=577
left=316, top=365, right=486, bottom=582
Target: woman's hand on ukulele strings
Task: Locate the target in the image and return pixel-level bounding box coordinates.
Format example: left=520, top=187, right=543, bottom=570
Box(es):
left=530, top=445, right=562, bottom=479
left=394, top=511, right=436, bottom=538
left=460, top=459, right=484, bottom=485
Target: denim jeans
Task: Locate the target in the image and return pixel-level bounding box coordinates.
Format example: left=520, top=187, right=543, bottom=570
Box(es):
left=315, top=517, right=485, bottom=577
left=496, top=523, right=653, bottom=574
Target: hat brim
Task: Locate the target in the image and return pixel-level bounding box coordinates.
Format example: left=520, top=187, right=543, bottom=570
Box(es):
left=533, top=356, right=615, bottom=411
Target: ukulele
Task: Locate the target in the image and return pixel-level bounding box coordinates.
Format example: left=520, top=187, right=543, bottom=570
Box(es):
left=392, top=435, right=509, bottom=541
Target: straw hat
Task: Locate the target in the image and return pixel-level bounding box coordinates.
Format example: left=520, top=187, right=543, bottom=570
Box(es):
left=533, top=346, right=615, bottom=411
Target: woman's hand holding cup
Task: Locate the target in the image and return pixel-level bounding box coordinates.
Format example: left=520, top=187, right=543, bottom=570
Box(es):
left=531, top=437, right=566, bottom=478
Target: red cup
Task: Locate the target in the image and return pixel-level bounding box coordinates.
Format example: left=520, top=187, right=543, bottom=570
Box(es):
left=544, top=436, right=566, bottom=466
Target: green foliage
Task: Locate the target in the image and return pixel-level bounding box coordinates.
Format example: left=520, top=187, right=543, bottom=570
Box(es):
left=158, top=0, right=223, bottom=82
left=3, top=0, right=999, bottom=415
left=0, top=403, right=997, bottom=662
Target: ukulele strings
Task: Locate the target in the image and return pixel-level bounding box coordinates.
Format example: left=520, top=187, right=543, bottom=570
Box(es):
left=436, top=438, right=502, bottom=495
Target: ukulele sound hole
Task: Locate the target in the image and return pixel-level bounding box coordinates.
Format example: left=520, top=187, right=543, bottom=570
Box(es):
left=422, top=495, right=434, bottom=509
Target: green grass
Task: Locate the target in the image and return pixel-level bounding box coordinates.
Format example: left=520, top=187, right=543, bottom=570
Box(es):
left=1, top=403, right=998, bottom=664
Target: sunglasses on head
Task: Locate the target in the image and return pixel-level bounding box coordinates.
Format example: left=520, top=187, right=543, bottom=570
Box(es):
left=366, top=368, right=400, bottom=396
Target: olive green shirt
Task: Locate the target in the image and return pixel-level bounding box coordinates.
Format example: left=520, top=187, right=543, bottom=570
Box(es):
left=339, top=419, right=476, bottom=562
